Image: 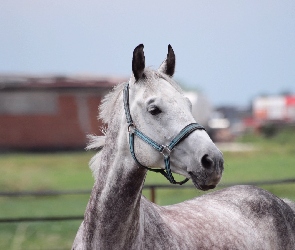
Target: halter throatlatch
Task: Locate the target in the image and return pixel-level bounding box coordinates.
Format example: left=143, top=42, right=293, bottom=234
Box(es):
left=123, top=83, right=206, bottom=185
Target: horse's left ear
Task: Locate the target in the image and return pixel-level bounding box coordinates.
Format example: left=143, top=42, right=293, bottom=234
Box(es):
left=158, top=44, right=175, bottom=77
left=132, top=44, right=145, bottom=81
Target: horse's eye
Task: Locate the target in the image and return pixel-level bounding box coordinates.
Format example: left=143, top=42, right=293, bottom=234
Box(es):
left=147, top=105, right=162, bottom=115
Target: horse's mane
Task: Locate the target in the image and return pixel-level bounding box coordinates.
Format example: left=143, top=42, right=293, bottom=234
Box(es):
left=99, top=81, right=126, bottom=125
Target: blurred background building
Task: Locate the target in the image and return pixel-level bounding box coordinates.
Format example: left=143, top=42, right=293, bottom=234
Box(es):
left=0, top=74, right=126, bottom=151
left=1, top=74, right=295, bottom=150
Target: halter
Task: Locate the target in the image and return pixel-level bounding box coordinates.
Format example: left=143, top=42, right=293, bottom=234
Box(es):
left=123, top=83, right=206, bottom=185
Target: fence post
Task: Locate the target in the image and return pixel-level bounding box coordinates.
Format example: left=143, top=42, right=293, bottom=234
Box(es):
left=150, top=186, right=156, bottom=203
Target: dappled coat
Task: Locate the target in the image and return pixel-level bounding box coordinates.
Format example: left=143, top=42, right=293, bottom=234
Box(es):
left=72, top=44, right=295, bottom=249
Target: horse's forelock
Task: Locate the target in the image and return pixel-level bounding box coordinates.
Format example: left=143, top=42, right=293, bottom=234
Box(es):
left=134, top=68, right=183, bottom=95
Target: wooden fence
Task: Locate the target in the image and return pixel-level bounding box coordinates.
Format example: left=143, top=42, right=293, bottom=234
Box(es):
left=1, top=178, right=295, bottom=223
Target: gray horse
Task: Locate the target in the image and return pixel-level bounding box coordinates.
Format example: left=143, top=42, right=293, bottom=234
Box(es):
left=72, top=44, right=295, bottom=249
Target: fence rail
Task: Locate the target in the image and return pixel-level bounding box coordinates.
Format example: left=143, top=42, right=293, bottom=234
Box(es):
left=1, top=178, right=295, bottom=224
left=0, top=216, right=83, bottom=223
left=1, top=178, right=295, bottom=198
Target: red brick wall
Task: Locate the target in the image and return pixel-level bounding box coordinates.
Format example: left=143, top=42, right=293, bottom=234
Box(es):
left=0, top=92, right=105, bottom=150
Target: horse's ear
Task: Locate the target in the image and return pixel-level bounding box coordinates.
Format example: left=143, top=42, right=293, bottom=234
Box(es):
left=132, top=44, right=145, bottom=81
left=158, top=44, right=175, bottom=77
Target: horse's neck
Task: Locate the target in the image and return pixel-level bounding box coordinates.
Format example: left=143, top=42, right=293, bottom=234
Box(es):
left=83, top=120, right=147, bottom=249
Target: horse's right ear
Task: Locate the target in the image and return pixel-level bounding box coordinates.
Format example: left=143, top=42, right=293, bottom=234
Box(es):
left=132, top=44, right=145, bottom=81
left=158, top=44, right=175, bottom=77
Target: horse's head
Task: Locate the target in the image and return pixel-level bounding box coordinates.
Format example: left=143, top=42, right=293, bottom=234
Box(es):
left=125, top=44, right=224, bottom=191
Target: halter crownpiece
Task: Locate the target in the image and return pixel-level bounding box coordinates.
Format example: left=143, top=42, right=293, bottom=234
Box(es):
left=123, top=83, right=206, bottom=185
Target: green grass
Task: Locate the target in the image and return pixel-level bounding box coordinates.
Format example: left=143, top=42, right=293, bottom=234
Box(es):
left=0, top=152, right=94, bottom=250
left=0, top=130, right=295, bottom=249
left=0, top=152, right=94, bottom=191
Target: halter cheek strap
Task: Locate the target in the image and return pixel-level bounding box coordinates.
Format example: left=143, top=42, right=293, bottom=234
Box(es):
left=123, top=83, right=206, bottom=185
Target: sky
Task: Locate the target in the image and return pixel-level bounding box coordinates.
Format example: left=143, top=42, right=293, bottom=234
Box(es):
left=1, top=0, right=294, bottom=107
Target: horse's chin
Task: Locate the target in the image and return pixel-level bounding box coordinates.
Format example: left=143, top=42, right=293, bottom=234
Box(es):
left=189, top=172, right=216, bottom=191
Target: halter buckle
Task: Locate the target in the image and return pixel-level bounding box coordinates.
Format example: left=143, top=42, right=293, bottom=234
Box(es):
left=161, top=145, right=171, bottom=158
left=128, top=124, right=136, bottom=134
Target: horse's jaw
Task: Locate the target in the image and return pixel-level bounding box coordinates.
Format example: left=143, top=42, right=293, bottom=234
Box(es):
left=188, top=171, right=221, bottom=191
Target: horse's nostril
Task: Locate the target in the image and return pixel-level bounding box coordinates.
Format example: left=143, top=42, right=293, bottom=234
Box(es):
left=201, top=154, right=214, bottom=169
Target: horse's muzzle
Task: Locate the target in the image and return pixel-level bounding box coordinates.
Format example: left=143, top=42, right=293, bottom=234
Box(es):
left=188, top=154, right=224, bottom=191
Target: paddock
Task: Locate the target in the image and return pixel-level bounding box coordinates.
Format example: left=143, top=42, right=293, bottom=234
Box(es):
left=0, top=143, right=294, bottom=249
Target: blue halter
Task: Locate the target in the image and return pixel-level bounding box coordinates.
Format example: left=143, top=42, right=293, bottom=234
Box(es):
left=123, top=83, right=206, bottom=185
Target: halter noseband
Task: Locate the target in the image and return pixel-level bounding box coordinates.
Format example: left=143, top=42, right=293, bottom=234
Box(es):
left=123, top=83, right=205, bottom=185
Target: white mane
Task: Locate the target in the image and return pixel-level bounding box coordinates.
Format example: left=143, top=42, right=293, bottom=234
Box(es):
left=99, top=81, right=126, bottom=125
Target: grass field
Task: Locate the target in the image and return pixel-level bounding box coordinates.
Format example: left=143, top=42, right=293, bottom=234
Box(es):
left=0, top=130, right=294, bottom=249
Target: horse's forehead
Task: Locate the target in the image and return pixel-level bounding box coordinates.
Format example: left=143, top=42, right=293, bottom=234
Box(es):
left=141, top=77, right=181, bottom=99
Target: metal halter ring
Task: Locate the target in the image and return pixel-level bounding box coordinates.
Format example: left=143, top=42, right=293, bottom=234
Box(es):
left=161, top=146, right=172, bottom=158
